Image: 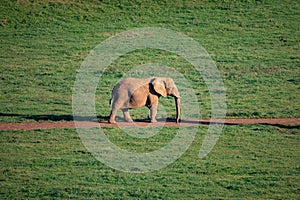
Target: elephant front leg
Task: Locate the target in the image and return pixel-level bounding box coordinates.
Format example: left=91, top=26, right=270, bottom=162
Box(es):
left=122, top=108, right=133, bottom=123
left=149, top=105, right=158, bottom=123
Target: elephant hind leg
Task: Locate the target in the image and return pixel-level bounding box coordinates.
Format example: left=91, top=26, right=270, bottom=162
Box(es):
left=109, top=102, right=121, bottom=124
left=109, top=109, right=117, bottom=124
left=122, top=108, right=133, bottom=123
left=109, top=96, right=128, bottom=123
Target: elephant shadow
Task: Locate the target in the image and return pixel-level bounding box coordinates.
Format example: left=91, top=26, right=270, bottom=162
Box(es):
left=0, top=113, right=177, bottom=123
left=0, top=113, right=108, bottom=122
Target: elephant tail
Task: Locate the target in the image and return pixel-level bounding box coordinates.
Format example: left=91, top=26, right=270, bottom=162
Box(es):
left=109, top=89, right=114, bottom=105
left=109, top=85, right=118, bottom=105
left=109, top=95, right=113, bottom=105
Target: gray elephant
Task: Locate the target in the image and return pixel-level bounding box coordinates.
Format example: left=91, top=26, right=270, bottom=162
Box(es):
left=108, top=77, right=180, bottom=124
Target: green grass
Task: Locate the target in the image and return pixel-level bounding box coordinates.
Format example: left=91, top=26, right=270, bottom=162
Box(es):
left=0, top=125, right=299, bottom=199
left=0, top=0, right=299, bottom=122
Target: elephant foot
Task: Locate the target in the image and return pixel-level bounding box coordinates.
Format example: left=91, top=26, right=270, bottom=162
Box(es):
left=108, top=119, right=116, bottom=124
left=125, top=118, right=133, bottom=123
left=150, top=119, right=157, bottom=123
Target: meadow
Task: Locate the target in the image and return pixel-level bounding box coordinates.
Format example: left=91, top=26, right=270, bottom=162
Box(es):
left=1, top=125, right=299, bottom=199
left=0, top=0, right=299, bottom=199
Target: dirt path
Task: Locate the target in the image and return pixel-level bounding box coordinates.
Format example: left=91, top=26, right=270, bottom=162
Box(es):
left=0, top=118, right=299, bottom=131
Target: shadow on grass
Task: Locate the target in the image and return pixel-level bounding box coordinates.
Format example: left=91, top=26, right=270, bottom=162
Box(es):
left=0, top=113, right=299, bottom=129
left=0, top=113, right=201, bottom=125
left=0, top=113, right=108, bottom=122
left=0, top=113, right=176, bottom=123
left=266, top=123, right=300, bottom=130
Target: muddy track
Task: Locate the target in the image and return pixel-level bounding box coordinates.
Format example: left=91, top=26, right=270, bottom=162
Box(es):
left=0, top=118, right=299, bottom=131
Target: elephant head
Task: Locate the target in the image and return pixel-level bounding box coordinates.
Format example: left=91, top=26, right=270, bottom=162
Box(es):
left=151, top=77, right=181, bottom=123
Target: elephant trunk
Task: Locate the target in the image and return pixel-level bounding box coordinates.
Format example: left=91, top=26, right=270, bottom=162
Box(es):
left=175, top=97, right=180, bottom=123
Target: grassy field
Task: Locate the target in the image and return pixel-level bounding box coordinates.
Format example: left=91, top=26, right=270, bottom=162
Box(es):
left=0, top=0, right=299, bottom=199
left=1, top=125, right=299, bottom=199
left=0, top=0, right=299, bottom=121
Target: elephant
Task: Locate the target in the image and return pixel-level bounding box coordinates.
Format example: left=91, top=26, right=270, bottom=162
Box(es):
left=108, top=77, right=180, bottom=124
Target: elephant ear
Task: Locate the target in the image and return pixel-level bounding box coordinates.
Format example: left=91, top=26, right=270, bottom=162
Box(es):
left=152, top=78, right=167, bottom=97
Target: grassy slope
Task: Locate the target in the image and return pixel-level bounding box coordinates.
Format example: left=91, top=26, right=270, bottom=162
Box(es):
left=0, top=125, right=299, bottom=199
left=0, top=0, right=299, bottom=122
